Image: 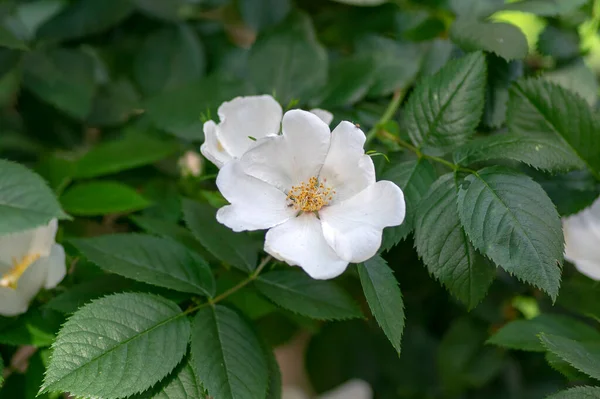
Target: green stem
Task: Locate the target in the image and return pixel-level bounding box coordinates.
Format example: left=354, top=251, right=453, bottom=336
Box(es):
left=365, top=89, right=406, bottom=145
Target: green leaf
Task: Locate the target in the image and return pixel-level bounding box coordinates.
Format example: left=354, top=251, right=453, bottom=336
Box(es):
left=546, top=351, right=589, bottom=381
left=314, top=57, right=375, bottom=108
left=381, top=159, right=437, bottom=249
left=546, top=386, right=600, bottom=399
left=71, top=233, right=215, bottom=296
left=144, top=74, right=252, bottom=139
left=37, top=0, right=134, bottom=41
left=533, top=170, right=600, bottom=216
left=355, top=35, right=423, bottom=97
left=87, top=80, right=141, bottom=127
left=0, top=309, right=64, bottom=347
left=239, top=0, right=291, bottom=31
left=0, top=355, right=3, bottom=387
left=265, top=340, right=282, bottom=399
left=0, top=26, right=27, bottom=50
left=132, top=358, right=203, bottom=399
left=540, top=334, right=600, bottom=381
left=134, top=24, right=205, bottom=96
left=358, top=256, right=405, bottom=355
left=255, top=270, right=362, bottom=320
left=182, top=199, right=259, bottom=272
left=74, top=132, right=178, bottom=179
left=415, top=174, right=495, bottom=309
left=457, top=166, right=563, bottom=299
left=0, top=159, right=68, bottom=235
left=482, top=54, right=523, bottom=128
left=453, top=133, right=585, bottom=172
left=507, top=79, right=600, bottom=178
left=538, top=26, right=580, bottom=61
left=248, top=12, right=327, bottom=105
left=404, top=51, right=486, bottom=153
left=488, top=314, right=600, bottom=352
left=42, top=293, right=190, bottom=398
left=60, top=181, right=151, bottom=216
left=22, top=48, right=96, bottom=119
left=191, top=305, right=269, bottom=399
left=450, top=18, right=529, bottom=61
left=495, top=0, right=589, bottom=16
left=133, top=0, right=189, bottom=20
left=558, top=275, right=600, bottom=321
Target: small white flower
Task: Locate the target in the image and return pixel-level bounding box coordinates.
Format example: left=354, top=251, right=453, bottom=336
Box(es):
left=0, top=219, right=66, bottom=316
left=216, top=109, right=405, bottom=279
left=201, top=95, right=334, bottom=169
left=283, top=379, right=372, bottom=399
left=563, top=197, right=600, bottom=280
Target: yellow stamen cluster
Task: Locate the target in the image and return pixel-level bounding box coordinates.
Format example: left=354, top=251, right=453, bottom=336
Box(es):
left=0, top=253, right=41, bottom=289
left=286, top=176, right=335, bottom=212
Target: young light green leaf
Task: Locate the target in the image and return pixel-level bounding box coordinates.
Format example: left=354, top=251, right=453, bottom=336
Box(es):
left=358, top=256, right=405, bottom=355
left=507, top=79, right=600, bottom=178
left=255, top=270, right=362, bottom=320
left=415, top=174, right=495, bottom=309
left=457, top=167, right=563, bottom=300
left=37, top=0, right=134, bottom=40
left=452, top=133, right=585, bottom=172
left=182, top=199, right=259, bottom=272
left=42, top=293, right=190, bottom=398
left=381, top=159, right=437, bottom=250
left=191, top=305, right=269, bottom=399
left=546, top=386, right=600, bottom=399
left=488, top=314, right=600, bottom=352
left=404, top=51, right=486, bottom=152
left=74, top=132, right=179, bottom=179
left=540, top=334, right=600, bottom=381
left=22, top=48, right=96, bottom=119
left=134, top=24, right=205, bottom=96
left=71, top=233, right=215, bottom=296
left=60, top=181, right=151, bottom=216
left=450, top=19, right=528, bottom=61
left=0, top=159, right=69, bottom=235
left=496, top=0, right=589, bottom=16
left=131, top=358, right=204, bottom=399
left=249, top=12, right=327, bottom=104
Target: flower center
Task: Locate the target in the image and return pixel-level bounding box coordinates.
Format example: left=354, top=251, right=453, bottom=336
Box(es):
left=286, top=176, right=335, bottom=213
left=0, top=253, right=41, bottom=290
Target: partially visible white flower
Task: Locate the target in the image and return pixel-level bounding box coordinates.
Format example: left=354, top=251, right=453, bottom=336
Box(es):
left=179, top=150, right=204, bottom=177
left=0, top=219, right=66, bottom=316
left=200, top=95, right=334, bottom=168
left=310, top=109, right=334, bottom=126
left=216, top=109, right=405, bottom=279
left=563, top=197, right=600, bottom=280
left=283, top=380, right=372, bottom=399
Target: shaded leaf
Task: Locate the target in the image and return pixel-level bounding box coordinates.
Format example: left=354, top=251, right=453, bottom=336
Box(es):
left=547, top=386, right=600, bottom=399
left=358, top=256, right=405, bottom=355
left=255, top=270, right=362, bottom=320
left=451, top=18, right=528, bottom=61
left=60, top=181, right=151, bottom=216
left=191, top=305, right=268, bottom=399
left=540, top=334, right=600, bottom=381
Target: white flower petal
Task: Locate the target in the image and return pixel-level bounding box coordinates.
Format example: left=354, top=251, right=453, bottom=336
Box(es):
left=242, top=110, right=331, bottom=191
left=0, top=219, right=58, bottom=272
left=217, top=95, right=283, bottom=158
left=319, top=121, right=375, bottom=202
left=320, top=380, right=373, bottom=399
left=200, top=120, right=232, bottom=169
left=264, top=213, right=349, bottom=280
left=44, top=244, right=67, bottom=289
left=320, top=181, right=405, bottom=263
left=563, top=198, right=600, bottom=280
left=310, top=108, right=334, bottom=125
left=216, top=161, right=295, bottom=232
left=0, top=288, right=28, bottom=316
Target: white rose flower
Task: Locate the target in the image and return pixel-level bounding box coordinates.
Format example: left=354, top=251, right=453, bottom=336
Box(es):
left=0, top=219, right=66, bottom=316
left=283, top=379, right=372, bottom=399
left=563, top=197, right=600, bottom=280
left=215, top=109, right=405, bottom=279
left=201, top=95, right=334, bottom=168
